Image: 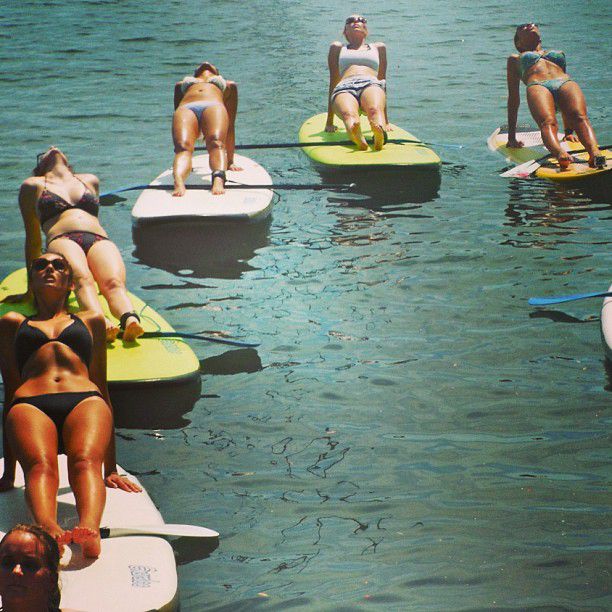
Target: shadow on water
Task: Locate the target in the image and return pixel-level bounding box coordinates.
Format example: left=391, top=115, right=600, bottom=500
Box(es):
left=200, top=348, right=262, bottom=375
left=132, top=218, right=271, bottom=279
left=320, top=167, right=441, bottom=211
left=173, top=535, right=220, bottom=566
left=110, top=374, right=201, bottom=429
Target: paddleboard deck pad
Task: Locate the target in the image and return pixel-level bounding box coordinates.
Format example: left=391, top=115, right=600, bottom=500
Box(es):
left=602, top=284, right=612, bottom=362
left=298, top=113, right=441, bottom=169
left=488, top=125, right=612, bottom=181
left=0, top=269, right=200, bottom=386
left=0, top=457, right=178, bottom=611
left=132, top=153, right=273, bottom=225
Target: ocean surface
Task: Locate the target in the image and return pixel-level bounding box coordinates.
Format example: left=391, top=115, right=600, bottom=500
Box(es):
left=1, top=1, right=610, bottom=609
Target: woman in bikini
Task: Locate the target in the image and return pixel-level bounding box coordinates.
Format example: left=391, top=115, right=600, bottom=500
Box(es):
left=2, top=147, right=144, bottom=342
left=0, top=253, right=141, bottom=558
left=507, top=23, right=604, bottom=169
left=326, top=14, right=389, bottom=151
left=172, top=61, right=240, bottom=196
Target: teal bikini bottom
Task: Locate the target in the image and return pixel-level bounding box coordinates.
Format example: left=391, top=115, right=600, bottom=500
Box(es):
left=526, top=77, right=572, bottom=104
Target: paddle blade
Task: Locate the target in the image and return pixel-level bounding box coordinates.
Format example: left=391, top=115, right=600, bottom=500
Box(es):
left=529, top=291, right=612, bottom=306
left=500, top=159, right=540, bottom=178
left=101, top=524, right=219, bottom=539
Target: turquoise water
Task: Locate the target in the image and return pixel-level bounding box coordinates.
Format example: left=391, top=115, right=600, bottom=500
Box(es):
left=1, top=1, right=610, bottom=609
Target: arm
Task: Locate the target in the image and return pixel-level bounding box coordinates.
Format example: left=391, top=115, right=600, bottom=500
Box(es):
left=326, top=42, right=342, bottom=131
left=376, top=43, right=390, bottom=128
left=506, top=55, right=523, bottom=147
left=2, top=180, right=42, bottom=303
left=0, top=313, right=25, bottom=490
left=86, top=313, right=141, bottom=493
left=224, top=81, right=239, bottom=169
left=174, top=82, right=184, bottom=110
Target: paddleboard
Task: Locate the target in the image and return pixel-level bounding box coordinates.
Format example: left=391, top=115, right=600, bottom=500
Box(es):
left=602, top=283, right=612, bottom=362
left=298, top=113, right=441, bottom=169
left=132, top=153, right=273, bottom=226
left=488, top=125, right=612, bottom=181
left=0, top=269, right=200, bottom=387
left=0, top=457, right=178, bottom=612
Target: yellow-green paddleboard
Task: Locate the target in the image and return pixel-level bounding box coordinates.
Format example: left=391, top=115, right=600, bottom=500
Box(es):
left=298, top=113, right=441, bottom=169
left=0, top=269, right=200, bottom=386
left=488, top=125, right=611, bottom=182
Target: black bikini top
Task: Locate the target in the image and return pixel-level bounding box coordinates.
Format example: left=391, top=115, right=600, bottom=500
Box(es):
left=15, top=314, right=93, bottom=374
left=37, top=176, right=99, bottom=226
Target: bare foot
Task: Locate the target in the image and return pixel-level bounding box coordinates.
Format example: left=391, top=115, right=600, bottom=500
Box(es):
left=211, top=176, right=225, bottom=195
left=558, top=152, right=573, bottom=170
left=589, top=152, right=606, bottom=168
left=371, top=123, right=386, bottom=151
left=40, top=523, right=71, bottom=555
left=347, top=123, right=368, bottom=151
left=122, top=316, right=144, bottom=342
left=228, top=163, right=243, bottom=171
left=72, top=525, right=101, bottom=558
left=106, top=319, right=119, bottom=343
left=172, top=182, right=186, bottom=197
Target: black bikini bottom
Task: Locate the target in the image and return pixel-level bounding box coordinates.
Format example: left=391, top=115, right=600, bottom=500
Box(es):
left=9, top=391, right=103, bottom=454
left=48, top=231, right=109, bottom=255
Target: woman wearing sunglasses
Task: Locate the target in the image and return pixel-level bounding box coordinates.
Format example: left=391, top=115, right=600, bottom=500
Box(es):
left=326, top=14, right=389, bottom=150
left=2, top=146, right=144, bottom=343
left=0, top=254, right=141, bottom=558
left=507, top=23, right=604, bottom=169
left=172, top=61, right=240, bottom=196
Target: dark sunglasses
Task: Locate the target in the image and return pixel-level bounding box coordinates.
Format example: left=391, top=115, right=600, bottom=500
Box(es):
left=517, top=23, right=536, bottom=29
left=31, top=258, right=67, bottom=273
left=346, top=16, right=367, bottom=25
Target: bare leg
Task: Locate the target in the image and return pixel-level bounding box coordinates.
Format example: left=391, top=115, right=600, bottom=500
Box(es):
left=332, top=93, right=368, bottom=150
left=360, top=86, right=387, bottom=150
left=87, top=240, right=143, bottom=342
left=172, top=107, right=200, bottom=196
left=201, top=104, right=229, bottom=195
left=5, top=404, right=70, bottom=547
left=47, top=238, right=118, bottom=341
left=526, top=85, right=568, bottom=165
left=63, top=396, right=113, bottom=558
left=556, top=81, right=601, bottom=165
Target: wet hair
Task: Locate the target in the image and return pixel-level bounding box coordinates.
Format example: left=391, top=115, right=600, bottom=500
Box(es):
left=193, top=61, right=219, bottom=77
left=27, top=254, right=74, bottom=310
left=33, top=148, right=73, bottom=177
left=0, top=524, right=61, bottom=611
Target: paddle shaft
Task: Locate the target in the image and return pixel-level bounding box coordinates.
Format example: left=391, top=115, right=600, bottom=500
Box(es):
left=100, top=524, right=219, bottom=539
left=195, top=139, right=463, bottom=150
left=529, top=291, right=612, bottom=306
left=138, top=331, right=260, bottom=348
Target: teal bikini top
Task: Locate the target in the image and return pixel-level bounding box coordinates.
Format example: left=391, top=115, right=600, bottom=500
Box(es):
left=519, top=50, right=566, bottom=78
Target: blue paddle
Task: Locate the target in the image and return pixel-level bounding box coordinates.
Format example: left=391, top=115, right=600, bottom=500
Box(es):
left=124, top=331, right=260, bottom=348
left=529, top=291, right=612, bottom=306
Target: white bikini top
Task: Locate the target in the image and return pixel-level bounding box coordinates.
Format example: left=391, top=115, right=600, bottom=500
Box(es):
left=180, top=75, right=227, bottom=95
left=338, top=44, right=380, bottom=76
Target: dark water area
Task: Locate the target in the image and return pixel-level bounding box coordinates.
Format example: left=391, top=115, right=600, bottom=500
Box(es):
left=0, top=1, right=610, bottom=609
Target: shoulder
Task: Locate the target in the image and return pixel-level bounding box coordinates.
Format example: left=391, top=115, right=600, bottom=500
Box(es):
left=507, top=54, right=520, bottom=69
left=372, top=42, right=386, bottom=50
left=77, top=172, right=99, bottom=189
left=20, top=177, right=43, bottom=196
left=329, top=41, right=343, bottom=53
left=225, top=80, right=237, bottom=91
left=0, top=312, right=25, bottom=334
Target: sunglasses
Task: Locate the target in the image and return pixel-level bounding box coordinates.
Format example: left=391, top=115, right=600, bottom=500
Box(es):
left=346, top=16, right=367, bottom=25
left=517, top=23, right=536, bottom=29
left=31, top=258, right=67, bottom=273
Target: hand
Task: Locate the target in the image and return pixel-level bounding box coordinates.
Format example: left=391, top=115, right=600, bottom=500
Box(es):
left=105, top=472, right=142, bottom=493
left=506, top=138, right=524, bottom=148
left=1, top=291, right=32, bottom=304
left=385, top=124, right=393, bottom=131
left=325, top=124, right=338, bottom=133
left=563, top=133, right=579, bottom=143
left=228, top=163, right=243, bottom=171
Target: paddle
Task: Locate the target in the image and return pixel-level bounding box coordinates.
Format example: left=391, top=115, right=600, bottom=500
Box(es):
left=132, top=331, right=260, bottom=348
left=100, top=182, right=354, bottom=200
left=501, top=144, right=610, bottom=178
left=100, top=524, right=219, bottom=539
left=195, top=139, right=464, bottom=151
left=529, top=291, right=612, bottom=306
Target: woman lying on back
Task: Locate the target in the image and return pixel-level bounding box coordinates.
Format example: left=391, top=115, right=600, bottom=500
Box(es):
left=0, top=253, right=140, bottom=558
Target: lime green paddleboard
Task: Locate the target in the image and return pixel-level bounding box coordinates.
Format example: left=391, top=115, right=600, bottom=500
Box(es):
left=0, top=269, right=200, bottom=386
left=298, top=113, right=441, bottom=169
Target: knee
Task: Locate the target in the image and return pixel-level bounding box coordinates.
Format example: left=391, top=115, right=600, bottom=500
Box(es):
left=174, top=142, right=194, bottom=154
left=72, top=270, right=96, bottom=291
left=97, top=275, right=125, bottom=295
left=206, top=136, right=225, bottom=151
left=364, top=106, right=381, bottom=121
left=567, top=109, right=588, bottom=124
left=538, top=116, right=558, bottom=130
left=69, top=454, right=102, bottom=475
left=26, top=457, right=58, bottom=480
left=339, top=110, right=359, bottom=126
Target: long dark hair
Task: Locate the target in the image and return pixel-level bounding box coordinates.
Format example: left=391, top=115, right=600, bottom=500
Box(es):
left=0, top=524, right=61, bottom=611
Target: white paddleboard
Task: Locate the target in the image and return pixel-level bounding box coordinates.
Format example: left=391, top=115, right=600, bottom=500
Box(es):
left=0, top=457, right=178, bottom=612
left=132, top=153, right=273, bottom=225
left=602, top=283, right=612, bottom=362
